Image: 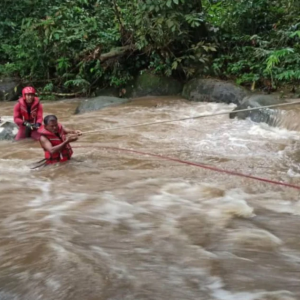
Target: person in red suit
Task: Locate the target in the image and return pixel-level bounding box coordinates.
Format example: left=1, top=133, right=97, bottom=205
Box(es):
left=39, top=115, right=81, bottom=165
left=13, top=86, right=43, bottom=141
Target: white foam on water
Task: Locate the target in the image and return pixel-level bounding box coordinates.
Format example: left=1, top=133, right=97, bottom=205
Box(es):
left=242, top=190, right=300, bottom=215
left=1, top=100, right=300, bottom=299
left=126, top=102, right=236, bottom=122
left=208, top=277, right=296, bottom=300
left=92, top=198, right=147, bottom=224
left=248, top=123, right=300, bottom=140
left=27, top=180, right=52, bottom=207
left=45, top=278, right=61, bottom=291
left=49, top=242, right=72, bottom=260
left=226, top=228, right=283, bottom=251
left=211, top=287, right=296, bottom=300
left=287, top=168, right=300, bottom=178
left=202, top=188, right=255, bottom=219
left=32, top=272, right=45, bottom=280
left=0, top=159, right=30, bottom=175
left=141, top=182, right=254, bottom=229
left=281, top=250, right=300, bottom=265
left=62, top=191, right=150, bottom=230
left=166, top=116, right=296, bottom=160
left=258, top=199, right=300, bottom=215
left=0, top=116, right=14, bottom=123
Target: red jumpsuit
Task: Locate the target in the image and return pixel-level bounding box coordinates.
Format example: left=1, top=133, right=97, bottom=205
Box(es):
left=13, top=97, right=43, bottom=140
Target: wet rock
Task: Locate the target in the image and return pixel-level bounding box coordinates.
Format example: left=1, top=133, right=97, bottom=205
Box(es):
left=0, top=77, right=22, bottom=101
left=0, top=118, right=18, bottom=140
left=229, top=94, right=286, bottom=125
left=125, top=72, right=183, bottom=98
left=75, top=96, right=130, bottom=114
left=182, top=78, right=249, bottom=104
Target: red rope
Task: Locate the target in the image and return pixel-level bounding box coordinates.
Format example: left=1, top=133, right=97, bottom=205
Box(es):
left=74, top=145, right=300, bottom=191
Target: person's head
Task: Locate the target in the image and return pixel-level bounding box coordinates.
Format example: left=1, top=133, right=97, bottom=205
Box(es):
left=22, top=86, right=36, bottom=104
left=44, top=115, right=58, bottom=133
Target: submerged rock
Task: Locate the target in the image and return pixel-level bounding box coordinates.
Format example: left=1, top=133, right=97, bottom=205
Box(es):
left=229, top=95, right=286, bottom=126
left=0, top=118, right=18, bottom=140
left=75, top=96, right=130, bottom=114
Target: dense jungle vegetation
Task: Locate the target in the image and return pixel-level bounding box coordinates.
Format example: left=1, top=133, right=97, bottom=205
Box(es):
left=1, top=0, right=300, bottom=95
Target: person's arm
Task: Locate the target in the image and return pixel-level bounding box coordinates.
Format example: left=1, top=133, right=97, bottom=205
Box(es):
left=63, top=126, right=82, bottom=135
left=36, top=102, right=43, bottom=126
left=13, top=103, right=24, bottom=126
left=40, top=135, right=77, bottom=154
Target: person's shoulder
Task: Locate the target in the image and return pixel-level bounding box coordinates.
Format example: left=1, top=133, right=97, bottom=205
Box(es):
left=39, top=135, right=47, bottom=142
left=35, top=97, right=42, bottom=104
left=14, top=100, right=21, bottom=108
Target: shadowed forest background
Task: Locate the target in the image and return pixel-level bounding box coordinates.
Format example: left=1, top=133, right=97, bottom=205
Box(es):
left=1, top=0, right=300, bottom=97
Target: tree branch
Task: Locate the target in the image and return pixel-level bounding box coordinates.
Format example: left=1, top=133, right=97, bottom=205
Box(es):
left=39, top=92, right=79, bottom=97
left=99, top=45, right=134, bottom=62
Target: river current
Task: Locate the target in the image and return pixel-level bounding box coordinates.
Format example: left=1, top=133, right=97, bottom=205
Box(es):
left=0, top=96, right=300, bottom=300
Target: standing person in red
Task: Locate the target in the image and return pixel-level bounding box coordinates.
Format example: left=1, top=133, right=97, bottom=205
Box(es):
left=38, top=115, right=82, bottom=165
left=13, top=86, right=43, bottom=141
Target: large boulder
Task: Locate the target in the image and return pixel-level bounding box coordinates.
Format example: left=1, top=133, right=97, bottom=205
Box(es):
left=0, top=78, right=22, bottom=101
left=125, top=73, right=183, bottom=98
left=182, top=78, right=249, bottom=104
left=75, top=96, right=130, bottom=114
left=0, top=117, right=18, bottom=140
left=229, top=94, right=286, bottom=126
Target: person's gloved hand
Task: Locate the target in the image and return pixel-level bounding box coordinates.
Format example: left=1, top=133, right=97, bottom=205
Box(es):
left=23, top=121, right=33, bottom=130
left=33, top=123, right=41, bottom=129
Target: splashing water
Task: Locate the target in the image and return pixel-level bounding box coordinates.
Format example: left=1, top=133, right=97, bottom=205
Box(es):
left=1, top=96, right=300, bottom=299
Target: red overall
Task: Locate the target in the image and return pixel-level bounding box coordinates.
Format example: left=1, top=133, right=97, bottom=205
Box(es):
left=38, top=124, right=73, bottom=164
left=13, top=97, right=43, bottom=140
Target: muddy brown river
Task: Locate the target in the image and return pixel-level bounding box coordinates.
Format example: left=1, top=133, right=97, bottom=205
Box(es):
left=1, top=96, right=300, bottom=300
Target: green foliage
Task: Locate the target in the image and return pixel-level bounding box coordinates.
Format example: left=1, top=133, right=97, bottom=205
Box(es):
left=1, top=0, right=300, bottom=94
left=205, top=0, right=300, bottom=89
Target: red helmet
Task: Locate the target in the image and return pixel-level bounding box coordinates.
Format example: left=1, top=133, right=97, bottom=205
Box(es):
left=22, top=86, right=36, bottom=98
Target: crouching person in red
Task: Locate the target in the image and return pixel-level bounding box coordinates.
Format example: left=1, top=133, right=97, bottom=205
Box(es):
left=14, top=86, right=43, bottom=141
left=38, top=115, right=82, bottom=165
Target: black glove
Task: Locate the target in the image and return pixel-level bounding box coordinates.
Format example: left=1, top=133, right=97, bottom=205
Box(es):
left=23, top=121, right=33, bottom=130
